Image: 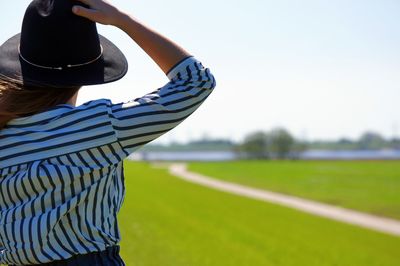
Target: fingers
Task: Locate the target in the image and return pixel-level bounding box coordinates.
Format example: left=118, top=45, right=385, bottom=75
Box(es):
left=72, top=5, right=99, bottom=21
left=72, top=0, right=115, bottom=25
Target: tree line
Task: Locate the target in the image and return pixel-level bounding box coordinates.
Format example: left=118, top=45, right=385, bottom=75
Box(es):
left=235, top=129, right=400, bottom=159
left=143, top=129, right=400, bottom=158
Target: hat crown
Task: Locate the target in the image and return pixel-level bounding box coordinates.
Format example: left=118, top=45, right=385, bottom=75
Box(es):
left=20, top=0, right=101, bottom=68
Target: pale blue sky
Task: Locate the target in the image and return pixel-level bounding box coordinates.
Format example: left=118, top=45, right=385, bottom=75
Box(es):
left=1, top=0, right=399, bottom=144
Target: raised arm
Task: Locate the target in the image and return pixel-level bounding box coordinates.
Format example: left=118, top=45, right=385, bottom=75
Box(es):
left=72, top=0, right=191, bottom=74
left=72, top=0, right=216, bottom=157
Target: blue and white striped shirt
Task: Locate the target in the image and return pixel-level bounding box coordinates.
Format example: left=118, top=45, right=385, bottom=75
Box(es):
left=0, top=56, right=216, bottom=265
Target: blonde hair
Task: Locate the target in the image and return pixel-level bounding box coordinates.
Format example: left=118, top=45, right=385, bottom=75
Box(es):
left=0, top=77, right=80, bottom=130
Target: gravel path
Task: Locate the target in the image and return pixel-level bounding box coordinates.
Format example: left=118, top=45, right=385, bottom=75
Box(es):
left=163, top=163, right=400, bottom=237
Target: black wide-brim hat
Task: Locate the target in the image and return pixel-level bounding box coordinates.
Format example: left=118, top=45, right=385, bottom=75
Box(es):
left=0, top=0, right=128, bottom=87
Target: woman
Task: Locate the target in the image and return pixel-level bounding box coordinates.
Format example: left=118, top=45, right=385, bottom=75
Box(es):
left=0, top=0, right=216, bottom=265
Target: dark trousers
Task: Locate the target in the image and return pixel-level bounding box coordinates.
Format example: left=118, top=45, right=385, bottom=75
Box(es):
left=9, top=246, right=125, bottom=266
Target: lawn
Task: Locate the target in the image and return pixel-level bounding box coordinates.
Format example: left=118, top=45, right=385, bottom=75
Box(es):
left=188, top=160, right=400, bottom=220
left=118, top=161, right=400, bottom=266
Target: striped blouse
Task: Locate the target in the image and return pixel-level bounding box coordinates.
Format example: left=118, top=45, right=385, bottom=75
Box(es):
left=0, top=56, right=216, bottom=265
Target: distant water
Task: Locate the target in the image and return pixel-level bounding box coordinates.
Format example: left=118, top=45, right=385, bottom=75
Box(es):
left=301, top=149, right=400, bottom=160
left=129, top=151, right=237, bottom=161
left=129, top=150, right=400, bottom=161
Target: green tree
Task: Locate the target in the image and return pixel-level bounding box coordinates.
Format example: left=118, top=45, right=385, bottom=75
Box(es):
left=235, top=128, right=299, bottom=160
left=357, top=132, right=386, bottom=150
left=267, top=128, right=295, bottom=159
left=235, top=131, right=270, bottom=159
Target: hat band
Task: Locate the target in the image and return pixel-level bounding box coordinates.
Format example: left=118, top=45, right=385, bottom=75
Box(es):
left=18, top=45, right=104, bottom=71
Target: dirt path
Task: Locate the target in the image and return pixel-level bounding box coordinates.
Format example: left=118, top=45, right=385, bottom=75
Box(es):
left=159, top=163, right=400, bottom=237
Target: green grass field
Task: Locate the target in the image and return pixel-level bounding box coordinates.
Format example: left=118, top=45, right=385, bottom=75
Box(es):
left=119, top=161, right=400, bottom=266
left=188, top=161, right=400, bottom=220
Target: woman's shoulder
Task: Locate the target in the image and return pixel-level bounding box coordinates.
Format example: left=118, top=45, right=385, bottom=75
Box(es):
left=0, top=98, right=122, bottom=169
left=3, top=98, right=112, bottom=127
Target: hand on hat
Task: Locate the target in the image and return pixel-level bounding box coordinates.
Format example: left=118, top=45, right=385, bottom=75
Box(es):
left=72, top=0, right=125, bottom=27
left=74, top=0, right=191, bottom=75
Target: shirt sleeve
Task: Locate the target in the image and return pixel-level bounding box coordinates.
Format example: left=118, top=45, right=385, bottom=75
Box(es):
left=106, top=56, right=217, bottom=157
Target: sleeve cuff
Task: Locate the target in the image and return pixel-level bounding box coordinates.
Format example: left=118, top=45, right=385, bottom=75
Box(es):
left=166, top=56, right=199, bottom=80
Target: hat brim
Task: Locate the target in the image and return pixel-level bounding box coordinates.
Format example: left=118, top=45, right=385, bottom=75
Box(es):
left=0, top=33, right=128, bottom=87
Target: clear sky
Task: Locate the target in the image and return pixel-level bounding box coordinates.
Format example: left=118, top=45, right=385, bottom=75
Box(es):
left=1, top=0, right=399, bottom=144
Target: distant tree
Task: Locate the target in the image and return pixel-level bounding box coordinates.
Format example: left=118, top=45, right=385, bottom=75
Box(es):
left=235, top=128, right=300, bottom=160
left=267, top=128, right=295, bottom=159
left=357, top=132, right=386, bottom=150
left=235, top=131, right=270, bottom=159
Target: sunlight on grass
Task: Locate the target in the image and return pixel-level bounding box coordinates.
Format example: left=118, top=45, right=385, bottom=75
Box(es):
left=188, top=161, right=400, bottom=219
left=118, top=161, right=400, bottom=266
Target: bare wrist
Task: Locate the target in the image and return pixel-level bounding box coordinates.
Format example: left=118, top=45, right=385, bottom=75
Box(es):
left=113, top=11, right=132, bottom=30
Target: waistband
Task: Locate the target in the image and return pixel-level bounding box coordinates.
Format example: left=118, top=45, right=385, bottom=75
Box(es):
left=8, top=245, right=125, bottom=266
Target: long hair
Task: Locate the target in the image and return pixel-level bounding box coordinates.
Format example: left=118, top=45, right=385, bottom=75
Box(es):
left=0, top=77, right=80, bottom=130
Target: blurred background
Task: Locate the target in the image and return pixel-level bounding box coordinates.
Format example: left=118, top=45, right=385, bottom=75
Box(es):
left=1, top=1, right=400, bottom=265
left=2, top=0, right=400, bottom=147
